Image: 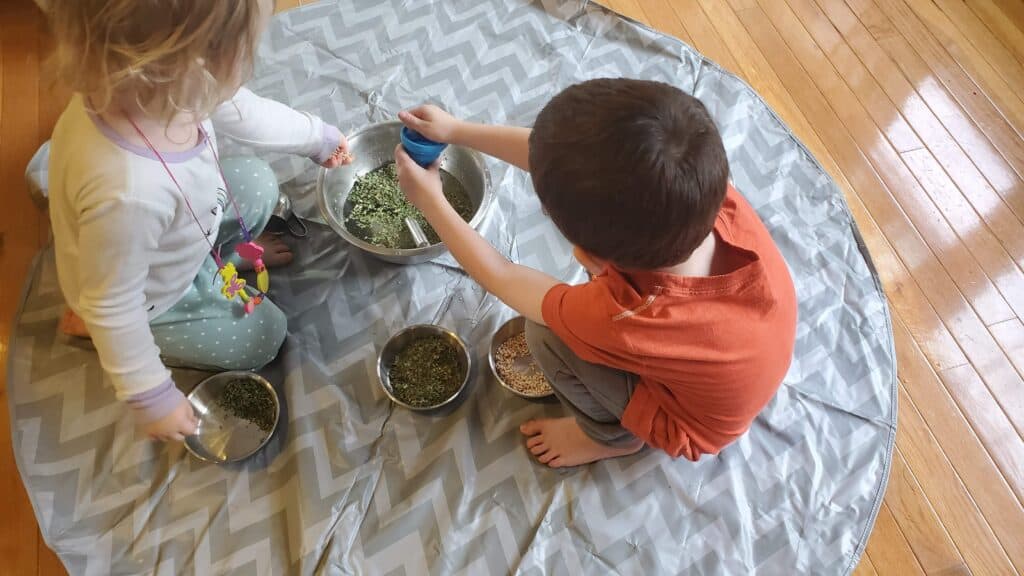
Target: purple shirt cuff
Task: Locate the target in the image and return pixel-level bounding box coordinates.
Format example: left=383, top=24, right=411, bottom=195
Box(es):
left=313, top=124, right=343, bottom=165
left=127, top=378, right=186, bottom=424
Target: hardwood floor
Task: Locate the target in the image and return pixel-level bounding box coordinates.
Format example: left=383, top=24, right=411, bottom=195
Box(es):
left=1, top=0, right=1022, bottom=573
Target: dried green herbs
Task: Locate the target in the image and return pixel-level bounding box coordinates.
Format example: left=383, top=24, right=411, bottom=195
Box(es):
left=218, top=379, right=276, bottom=433
left=388, top=337, right=465, bottom=407
left=346, top=163, right=474, bottom=249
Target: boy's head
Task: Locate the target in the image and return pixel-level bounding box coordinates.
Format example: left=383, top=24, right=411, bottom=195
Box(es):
left=528, top=78, right=729, bottom=270
left=48, top=0, right=273, bottom=122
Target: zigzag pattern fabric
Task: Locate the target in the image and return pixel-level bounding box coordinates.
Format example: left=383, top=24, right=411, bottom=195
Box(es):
left=8, top=1, right=895, bottom=574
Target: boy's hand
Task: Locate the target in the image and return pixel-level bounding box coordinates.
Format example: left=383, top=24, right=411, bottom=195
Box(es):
left=398, top=105, right=462, bottom=144
left=142, top=398, right=199, bottom=442
left=394, top=145, right=445, bottom=209
left=399, top=105, right=531, bottom=171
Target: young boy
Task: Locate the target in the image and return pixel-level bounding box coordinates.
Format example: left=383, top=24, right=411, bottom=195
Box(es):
left=394, top=79, right=797, bottom=467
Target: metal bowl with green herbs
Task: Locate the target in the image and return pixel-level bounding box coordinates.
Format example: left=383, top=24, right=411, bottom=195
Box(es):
left=184, top=371, right=280, bottom=464
left=317, top=121, right=493, bottom=265
left=377, top=324, right=472, bottom=411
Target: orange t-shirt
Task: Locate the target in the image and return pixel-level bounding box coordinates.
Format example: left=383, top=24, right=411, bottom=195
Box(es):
left=541, top=185, right=797, bottom=460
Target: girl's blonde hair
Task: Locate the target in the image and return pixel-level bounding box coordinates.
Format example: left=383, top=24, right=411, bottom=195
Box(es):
left=48, top=0, right=265, bottom=122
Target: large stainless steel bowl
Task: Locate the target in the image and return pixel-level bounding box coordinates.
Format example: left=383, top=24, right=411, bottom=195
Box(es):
left=377, top=324, right=472, bottom=411
left=317, top=121, right=493, bottom=264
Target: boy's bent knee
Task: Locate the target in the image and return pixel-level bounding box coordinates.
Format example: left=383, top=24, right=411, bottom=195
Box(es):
left=524, top=320, right=565, bottom=374
left=524, top=320, right=551, bottom=352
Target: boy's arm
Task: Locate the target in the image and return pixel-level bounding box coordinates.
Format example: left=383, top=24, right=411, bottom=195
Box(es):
left=394, top=146, right=557, bottom=324
left=450, top=123, right=531, bottom=172
left=399, top=106, right=531, bottom=171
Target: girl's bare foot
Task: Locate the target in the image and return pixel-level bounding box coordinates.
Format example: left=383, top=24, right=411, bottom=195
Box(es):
left=59, top=308, right=90, bottom=338
left=520, top=417, right=642, bottom=468
left=236, top=232, right=293, bottom=270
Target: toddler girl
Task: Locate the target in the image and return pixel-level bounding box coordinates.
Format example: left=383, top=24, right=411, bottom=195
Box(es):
left=46, top=0, right=351, bottom=441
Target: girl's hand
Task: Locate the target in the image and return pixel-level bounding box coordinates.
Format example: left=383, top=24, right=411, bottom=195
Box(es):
left=394, top=145, right=444, bottom=211
left=142, top=398, right=199, bottom=442
left=398, top=105, right=463, bottom=144
left=320, top=134, right=354, bottom=168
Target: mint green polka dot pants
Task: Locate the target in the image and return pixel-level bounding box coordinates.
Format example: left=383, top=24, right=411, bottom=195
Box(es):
left=150, top=157, right=287, bottom=371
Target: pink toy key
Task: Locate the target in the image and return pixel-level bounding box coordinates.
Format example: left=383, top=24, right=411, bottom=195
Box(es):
left=236, top=241, right=264, bottom=265
left=237, top=241, right=270, bottom=292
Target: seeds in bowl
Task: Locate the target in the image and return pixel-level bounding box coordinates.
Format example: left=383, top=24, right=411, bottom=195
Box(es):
left=218, top=378, right=276, bottom=433
left=388, top=336, right=465, bottom=407
left=495, top=332, right=552, bottom=397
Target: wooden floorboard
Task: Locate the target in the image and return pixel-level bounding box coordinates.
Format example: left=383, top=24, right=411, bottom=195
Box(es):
left=931, top=0, right=1024, bottom=89
left=990, top=0, right=1024, bottom=37
left=665, top=0, right=742, bottom=73
left=1, top=0, right=1023, bottom=574
left=853, top=554, right=880, bottom=576
left=865, top=502, right=927, bottom=576
left=1, top=2, right=46, bottom=575
left=884, top=450, right=969, bottom=575
left=894, top=314, right=1024, bottom=564
left=781, top=0, right=1020, bottom=329
left=633, top=0, right=694, bottom=47
left=967, top=0, right=1024, bottom=67
left=813, top=0, right=1024, bottom=269
left=865, top=15, right=1024, bottom=228
left=747, top=0, right=1024, bottom=448
left=35, top=530, right=65, bottom=576
left=900, top=0, right=1024, bottom=135
left=855, top=0, right=1024, bottom=184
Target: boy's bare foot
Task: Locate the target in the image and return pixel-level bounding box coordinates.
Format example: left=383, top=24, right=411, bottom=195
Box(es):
left=520, top=417, right=642, bottom=468
left=60, top=308, right=90, bottom=338
left=236, top=232, right=293, bottom=270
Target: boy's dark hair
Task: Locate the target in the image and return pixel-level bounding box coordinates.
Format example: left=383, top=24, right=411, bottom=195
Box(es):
left=528, top=78, right=729, bottom=270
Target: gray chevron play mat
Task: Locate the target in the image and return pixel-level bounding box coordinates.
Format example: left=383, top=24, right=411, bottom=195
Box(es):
left=9, top=1, right=896, bottom=574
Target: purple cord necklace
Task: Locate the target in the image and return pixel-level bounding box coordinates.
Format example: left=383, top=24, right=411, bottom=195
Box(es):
left=125, top=115, right=270, bottom=314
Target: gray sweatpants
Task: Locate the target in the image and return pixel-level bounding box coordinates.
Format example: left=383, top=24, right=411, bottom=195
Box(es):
left=524, top=321, right=640, bottom=448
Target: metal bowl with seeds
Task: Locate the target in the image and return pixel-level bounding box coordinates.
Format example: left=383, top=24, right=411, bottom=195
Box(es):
left=377, top=324, right=473, bottom=411
left=184, top=371, right=280, bottom=464
left=488, top=316, right=555, bottom=399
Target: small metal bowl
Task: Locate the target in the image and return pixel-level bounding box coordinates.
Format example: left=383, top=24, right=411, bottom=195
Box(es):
left=184, top=371, right=280, bottom=464
left=377, top=324, right=472, bottom=411
left=489, top=316, right=555, bottom=399
left=316, top=121, right=493, bottom=265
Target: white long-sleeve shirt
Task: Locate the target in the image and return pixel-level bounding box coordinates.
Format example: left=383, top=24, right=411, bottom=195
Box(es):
left=49, top=88, right=340, bottom=402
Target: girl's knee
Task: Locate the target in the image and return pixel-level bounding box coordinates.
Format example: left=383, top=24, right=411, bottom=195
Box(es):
left=221, top=156, right=275, bottom=183
left=245, top=304, right=288, bottom=368
left=262, top=303, right=288, bottom=346
left=212, top=304, right=287, bottom=370
left=220, top=157, right=280, bottom=221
